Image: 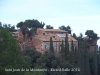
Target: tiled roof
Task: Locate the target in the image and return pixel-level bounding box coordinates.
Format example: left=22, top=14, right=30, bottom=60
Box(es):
left=33, top=34, right=77, bottom=42
left=37, top=28, right=67, bottom=33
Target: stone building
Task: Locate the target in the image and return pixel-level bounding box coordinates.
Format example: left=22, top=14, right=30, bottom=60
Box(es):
left=12, top=29, right=23, bottom=40
left=12, top=28, right=78, bottom=53
left=32, top=28, right=78, bottom=54
left=12, top=29, right=33, bottom=50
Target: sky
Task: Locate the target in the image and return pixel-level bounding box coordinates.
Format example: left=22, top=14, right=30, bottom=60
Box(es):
left=0, top=0, right=100, bottom=46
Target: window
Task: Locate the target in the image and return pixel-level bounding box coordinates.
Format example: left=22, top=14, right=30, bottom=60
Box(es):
left=52, top=36, right=55, bottom=38
left=43, top=33, right=45, bottom=35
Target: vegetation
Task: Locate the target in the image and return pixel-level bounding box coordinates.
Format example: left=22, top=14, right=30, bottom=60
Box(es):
left=0, top=27, right=29, bottom=75
left=49, top=37, right=54, bottom=53
left=17, top=19, right=45, bottom=37
left=59, top=25, right=72, bottom=34
left=0, top=22, right=17, bottom=32
left=0, top=20, right=100, bottom=75
left=85, top=30, right=100, bottom=46
left=46, top=25, right=53, bottom=29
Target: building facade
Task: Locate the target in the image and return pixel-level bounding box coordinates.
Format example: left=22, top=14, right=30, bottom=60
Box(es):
left=32, top=28, right=78, bottom=54
left=12, top=28, right=78, bottom=53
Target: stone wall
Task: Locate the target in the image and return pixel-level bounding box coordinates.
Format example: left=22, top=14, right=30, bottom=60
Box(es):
left=69, top=41, right=78, bottom=51
left=42, top=42, right=61, bottom=52
left=18, top=29, right=23, bottom=39
left=36, top=29, right=45, bottom=35
left=42, top=41, right=78, bottom=54
left=32, top=37, right=43, bottom=53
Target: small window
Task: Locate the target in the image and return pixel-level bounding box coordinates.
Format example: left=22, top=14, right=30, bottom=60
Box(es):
left=43, top=33, right=45, bottom=35
left=53, top=36, right=55, bottom=38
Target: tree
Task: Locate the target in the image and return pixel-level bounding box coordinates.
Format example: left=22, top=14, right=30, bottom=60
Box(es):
left=70, top=40, right=75, bottom=64
left=98, top=47, right=100, bottom=75
left=8, top=25, right=17, bottom=32
left=74, top=47, right=79, bottom=66
left=0, top=28, right=28, bottom=75
left=21, top=48, right=42, bottom=68
left=49, top=37, right=54, bottom=53
left=0, top=22, right=17, bottom=32
left=16, top=19, right=45, bottom=40
left=36, top=52, right=61, bottom=75
left=64, top=33, right=69, bottom=60
left=78, top=40, right=85, bottom=75
left=60, top=40, right=65, bottom=62
left=59, top=25, right=72, bottom=34
left=3, top=24, right=7, bottom=28
left=0, top=22, right=2, bottom=27
left=91, top=49, right=98, bottom=75
left=27, top=27, right=37, bottom=37
left=73, top=33, right=77, bottom=39
left=83, top=40, right=91, bottom=75
left=17, top=19, right=45, bottom=29
left=16, top=21, right=24, bottom=28
left=8, top=24, right=11, bottom=28
left=21, top=26, right=29, bottom=41
left=79, top=33, right=83, bottom=38
left=85, top=30, right=100, bottom=41
left=46, top=25, right=53, bottom=29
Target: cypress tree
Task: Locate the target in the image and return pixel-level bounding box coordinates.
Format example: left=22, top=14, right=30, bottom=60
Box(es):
left=49, top=37, right=54, bottom=53
left=80, top=41, right=85, bottom=75
left=71, top=40, right=74, bottom=52
left=98, top=47, right=100, bottom=75
left=84, top=40, right=91, bottom=75
left=92, top=48, right=98, bottom=75
left=64, top=33, right=69, bottom=61
left=60, top=40, right=65, bottom=62
left=74, top=47, right=79, bottom=67
left=77, top=38, right=81, bottom=66
left=70, top=40, right=75, bottom=64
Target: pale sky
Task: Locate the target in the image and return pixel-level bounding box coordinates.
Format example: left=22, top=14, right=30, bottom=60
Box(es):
left=0, top=0, right=100, bottom=46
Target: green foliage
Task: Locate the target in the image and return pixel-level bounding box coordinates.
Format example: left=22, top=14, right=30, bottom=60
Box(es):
left=74, top=47, right=79, bottom=66
left=59, top=25, right=72, bottom=34
left=46, top=25, right=53, bottom=29
left=98, top=47, right=100, bottom=75
left=85, top=30, right=100, bottom=41
left=91, top=49, right=98, bottom=75
left=70, top=40, right=75, bottom=64
left=83, top=41, right=90, bottom=75
left=36, top=52, right=64, bottom=75
left=0, top=28, right=29, bottom=75
left=0, top=22, right=2, bottom=27
left=73, top=33, right=77, bottom=39
left=64, top=33, right=69, bottom=60
left=0, top=22, right=17, bottom=32
left=49, top=37, right=54, bottom=53
left=85, top=30, right=94, bottom=37
left=9, top=25, right=17, bottom=32
left=21, top=48, right=42, bottom=68
left=60, top=40, right=65, bottom=62
left=79, top=33, right=83, bottom=38
left=16, top=19, right=45, bottom=37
